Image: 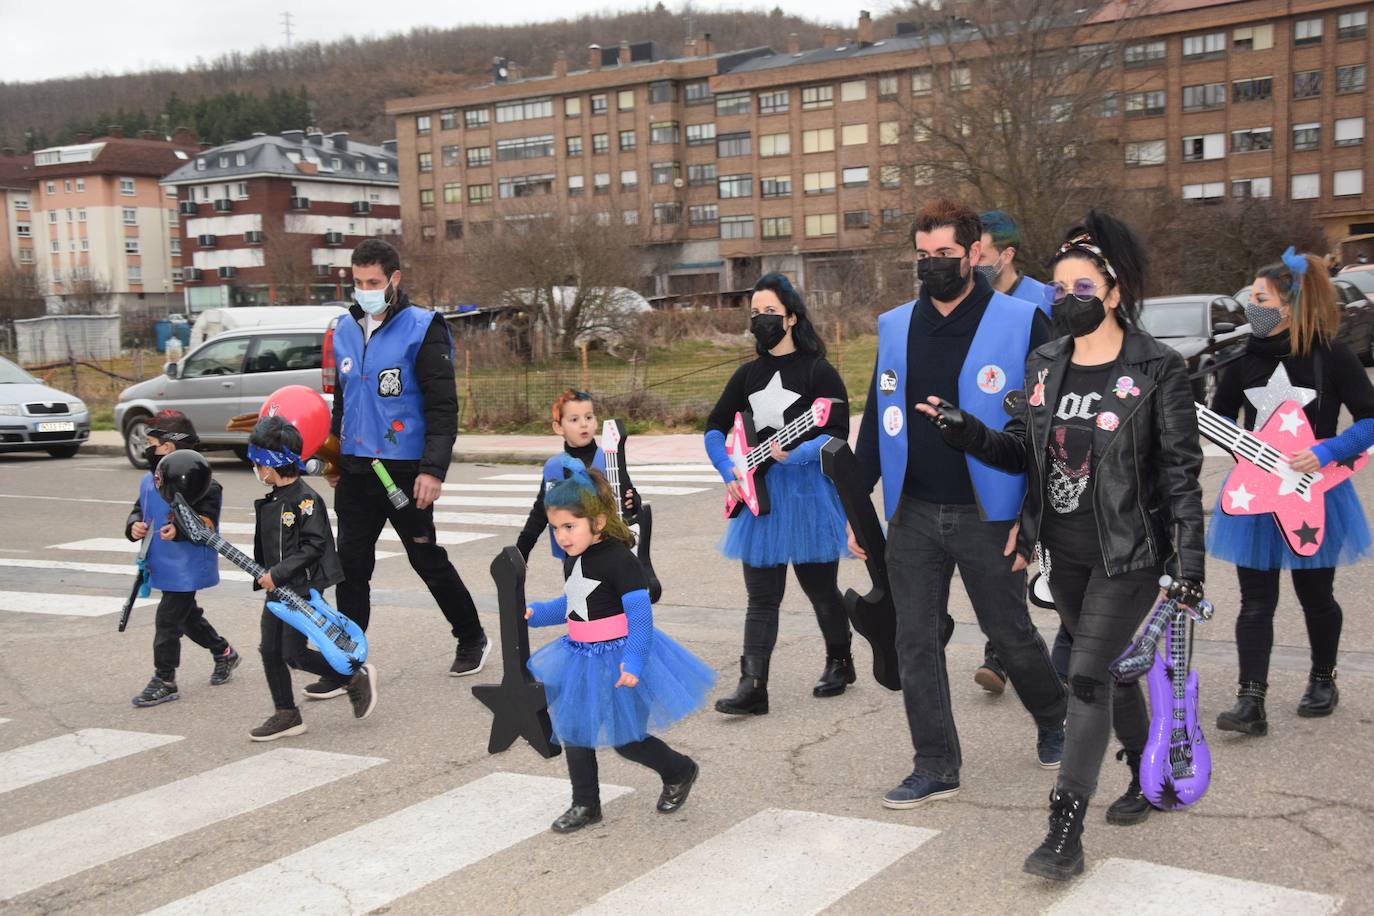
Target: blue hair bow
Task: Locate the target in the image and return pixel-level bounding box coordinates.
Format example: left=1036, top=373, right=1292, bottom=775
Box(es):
left=1281, top=246, right=1309, bottom=277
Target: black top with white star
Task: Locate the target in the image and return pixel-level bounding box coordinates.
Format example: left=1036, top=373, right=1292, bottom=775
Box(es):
left=561, top=538, right=647, bottom=621
left=706, top=351, right=850, bottom=442
left=1212, top=332, right=1374, bottom=437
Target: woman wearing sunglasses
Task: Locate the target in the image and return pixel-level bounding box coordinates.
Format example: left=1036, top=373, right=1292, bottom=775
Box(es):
left=916, top=209, right=1205, bottom=881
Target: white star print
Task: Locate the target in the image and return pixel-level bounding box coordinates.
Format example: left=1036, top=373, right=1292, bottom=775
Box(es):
left=1244, top=364, right=1316, bottom=430
left=1277, top=409, right=1305, bottom=436
left=562, top=558, right=602, bottom=622
left=748, top=371, right=802, bottom=433
left=1227, top=483, right=1256, bottom=511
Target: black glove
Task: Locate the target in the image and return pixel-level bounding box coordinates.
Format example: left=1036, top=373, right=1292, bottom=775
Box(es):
left=920, top=397, right=974, bottom=448
left=1167, top=577, right=1204, bottom=607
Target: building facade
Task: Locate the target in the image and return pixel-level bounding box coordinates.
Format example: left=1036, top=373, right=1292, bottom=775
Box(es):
left=161, top=131, right=400, bottom=311
left=0, top=151, right=35, bottom=287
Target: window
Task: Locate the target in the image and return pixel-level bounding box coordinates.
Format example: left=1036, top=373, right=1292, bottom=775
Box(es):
left=758, top=90, right=789, bottom=115
left=465, top=107, right=490, bottom=129
left=1337, top=64, right=1366, bottom=93
left=1125, top=140, right=1167, bottom=166
left=686, top=123, right=716, bottom=146
left=194, top=159, right=206, bottom=172
left=880, top=165, right=902, bottom=189
left=1334, top=169, right=1364, bottom=196
left=715, top=92, right=751, bottom=116
left=1182, top=82, right=1226, bottom=111
left=1183, top=32, right=1226, bottom=58
left=119, top=177, right=135, bottom=195
left=445, top=219, right=464, bottom=240
left=246, top=334, right=322, bottom=374
left=567, top=136, right=584, bottom=156
left=760, top=175, right=791, bottom=198
left=717, top=174, right=753, bottom=198
left=878, top=75, right=898, bottom=99
left=592, top=133, right=609, bottom=155
left=912, top=69, right=932, bottom=95
left=466, top=147, right=491, bottom=168
left=802, top=128, right=835, bottom=154
left=568, top=175, right=585, bottom=195
left=122, top=207, right=137, bottom=225
left=499, top=174, right=556, bottom=198
left=418, top=152, right=433, bottom=172
left=495, top=97, right=553, bottom=123
left=1291, top=173, right=1320, bottom=199
left=47, top=211, right=56, bottom=224
left=879, top=121, right=900, bottom=145
left=419, top=188, right=435, bottom=209
left=591, top=94, right=608, bottom=115
left=378, top=162, right=389, bottom=174
left=1124, top=40, right=1166, bottom=66
left=844, top=210, right=870, bottom=230
left=761, top=216, right=792, bottom=240
left=170, top=237, right=181, bottom=256
left=1294, top=69, right=1323, bottom=98
left=619, top=169, right=638, bottom=190
left=1233, top=24, right=1274, bottom=51
left=18, top=249, right=31, bottom=264
left=79, top=209, right=87, bottom=222
left=689, top=203, right=718, bottom=225
left=443, top=182, right=462, bottom=203
left=13, top=197, right=26, bottom=210
left=421, top=225, right=437, bottom=241
left=805, top=213, right=837, bottom=237
left=1232, top=127, right=1273, bottom=152
left=50, top=239, right=58, bottom=252
left=619, top=130, right=637, bottom=151
left=1182, top=182, right=1226, bottom=202
left=1100, top=92, right=1119, bottom=118
left=759, top=133, right=790, bottom=157
left=15, top=222, right=29, bottom=237
left=1293, top=122, right=1321, bottom=150
left=468, top=183, right=492, bottom=205
left=1232, top=177, right=1273, bottom=199
left=650, top=121, right=679, bottom=144
left=950, top=67, right=971, bottom=91
left=1339, top=10, right=1368, bottom=39
left=75, top=178, right=84, bottom=192
left=649, top=80, right=676, bottom=104
left=685, top=80, right=712, bottom=105
left=1182, top=133, right=1225, bottom=161
left=803, top=171, right=836, bottom=195
left=1125, top=91, right=1166, bottom=117
left=842, top=166, right=869, bottom=187
left=127, top=266, right=142, bottom=283
left=44, top=181, right=54, bottom=194
left=1335, top=117, right=1365, bottom=146
left=1294, top=18, right=1323, bottom=45
left=415, top=115, right=432, bottom=134
left=622, top=210, right=639, bottom=226
left=1233, top=77, right=1273, bottom=102
left=593, top=173, right=611, bottom=194
left=801, top=85, right=834, bottom=110
left=217, top=156, right=229, bottom=169
left=617, top=89, right=635, bottom=111
left=841, top=124, right=868, bottom=146
left=440, top=108, right=458, bottom=130
left=652, top=202, right=680, bottom=225
left=651, top=161, right=680, bottom=185
left=442, top=145, right=461, bottom=167
left=560, top=98, right=581, bottom=121
left=840, top=80, right=867, bottom=102
left=881, top=207, right=904, bottom=229
left=720, top=215, right=754, bottom=240
left=688, top=163, right=717, bottom=187
left=183, top=337, right=251, bottom=379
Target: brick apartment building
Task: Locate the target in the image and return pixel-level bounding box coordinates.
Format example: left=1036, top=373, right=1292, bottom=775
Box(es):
left=0, top=150, right=36, bottom=288
left=161, top=131, right=400, bottom=311
left=386, top=0, right=1372, bottom=301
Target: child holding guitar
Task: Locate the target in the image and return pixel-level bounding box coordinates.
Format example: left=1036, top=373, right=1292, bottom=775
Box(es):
left=703, top=273, right=853, bottom=715
left=1208, top=249, right=1374, bottom=734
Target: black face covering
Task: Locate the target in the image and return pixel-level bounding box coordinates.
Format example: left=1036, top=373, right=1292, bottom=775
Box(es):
left=751, top=313, right=788, bottom=351
left=917, top=256, right=969, bottom=302
left=1056, top=295, right=1109, bottom=337
left=144, top=446, right=163, bottom=473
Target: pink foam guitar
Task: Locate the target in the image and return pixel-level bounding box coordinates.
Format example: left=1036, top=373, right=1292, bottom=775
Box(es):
left=1196, top=401, right=1367, bottom=557
left=724, top=398, right=833, bottom=518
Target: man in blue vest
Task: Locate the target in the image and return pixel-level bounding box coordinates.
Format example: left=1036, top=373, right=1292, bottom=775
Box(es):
left=853, top=199, right=1067, bottom=809
left=315, top=239, right=489, bottom=698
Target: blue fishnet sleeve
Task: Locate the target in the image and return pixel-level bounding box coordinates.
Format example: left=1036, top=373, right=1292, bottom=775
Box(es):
left=704, top=428, right=734, bottom=482
left=620, top=588, right=654, bottom=678
left=1311, top=418, right=1374, bottom=467
left=784, top=433, right=832, bottom=466
left=527, top=595, right=567, bottom=628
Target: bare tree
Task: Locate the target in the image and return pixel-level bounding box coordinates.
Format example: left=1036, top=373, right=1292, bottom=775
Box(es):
left=261, top=229, right=317, bottom=304
left=399, top=225, right=464, bottom=310
left=61, top=268, right=114, bottom=314
left=0, top=263, right=46, bottom=323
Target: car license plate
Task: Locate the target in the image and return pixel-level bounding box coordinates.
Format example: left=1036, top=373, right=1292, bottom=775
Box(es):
left=38, top=422, right=75, bottom=433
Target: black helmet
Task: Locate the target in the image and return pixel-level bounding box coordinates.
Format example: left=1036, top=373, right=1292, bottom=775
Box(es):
left=155, top=449, right=212, bottom=504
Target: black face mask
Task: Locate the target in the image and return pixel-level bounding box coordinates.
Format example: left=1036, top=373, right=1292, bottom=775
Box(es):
left=144, top=446, right=163, bottom=473
left=751, top=313, right=788, bottom=351
left=1055, top=295, right=1109, bottom=337
left=918, top=256, right=969, bottom=302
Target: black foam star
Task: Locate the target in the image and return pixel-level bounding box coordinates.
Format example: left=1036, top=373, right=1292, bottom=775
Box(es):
left=1337, top=456, right=1360, bottom=472
left=1292, top=521, right=1321, bottom=548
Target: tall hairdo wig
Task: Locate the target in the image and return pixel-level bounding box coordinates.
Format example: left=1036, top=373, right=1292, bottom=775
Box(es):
left=544, top=457, right=635, bottom=549
left=751, top=272, right=827, bottom=358
left=1050, top=209, right=1149, bottom=326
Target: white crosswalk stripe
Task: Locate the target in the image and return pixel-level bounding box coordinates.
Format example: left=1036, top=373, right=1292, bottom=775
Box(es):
left=575, top=808, right=938, bottom=915
left=147, top=773, right=632, bottom=915
left=446, top=484, right=703, bottom=500
left=0, top=748, right=384, bottom=903
left=1047, top=857, right=1340, bottom=915
left=0, top=729, right=182, bottom=796
left=47, top=536, right=402, bottom=564
left=432, top=492, right=545, bottom=508
left=218, top=521, right=442, bottom=550
left=432, top=510, right=529, bottom=527
left=0, top=556, right=254, bottom=582
left=466, top=478, right=708, bottom=496
left=0, top=589, right=157, bottom=617
left=0, top=719, right=10, bottom=726
left=483, top=473, right=722, bottom=485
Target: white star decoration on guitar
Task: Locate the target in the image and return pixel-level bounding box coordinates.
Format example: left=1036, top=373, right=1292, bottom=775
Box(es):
left=748, top=371, right=802, bottom=433
left=1225, top=483, right=1255, bottom=511
left=562, top=558, right=602, bottom=622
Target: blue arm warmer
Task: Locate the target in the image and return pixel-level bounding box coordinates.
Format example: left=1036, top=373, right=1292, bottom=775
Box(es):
left=1311, top=418, right=1374, bottom=467
left=784, top=433, right=831, bottom=466
left=527, top=595, right=567, bottom=628
left=704, top=428, right=734, bottom=482
left=620, top=588, right=655, bottom=678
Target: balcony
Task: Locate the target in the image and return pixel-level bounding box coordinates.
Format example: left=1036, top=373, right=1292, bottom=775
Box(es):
left=196, top=234, right=217, bottom=247
left=178, top=200, right=199, bottom=215
left=351, top=201, right=372, bottom=214
left=182, top=267, right=202, bottom=281
left=323, top=231, right=345, bottom=247
left=217, top=266, right=238, bottom=279
left=288, top=196, right=310, bottom=210
left=244, top=230, right=263, bottom=244
left=213, top=199, right=233, bottom=212
left=312, top=264, right=332, bottom=278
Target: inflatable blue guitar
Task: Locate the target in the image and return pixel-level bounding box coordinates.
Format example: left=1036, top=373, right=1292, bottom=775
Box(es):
left=168, top=492, right=367, bottom=676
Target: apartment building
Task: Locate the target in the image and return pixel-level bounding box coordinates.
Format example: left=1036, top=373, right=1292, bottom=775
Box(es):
left=386, top=1, right=1373, bottom=298
left=161, top=131, right=400, bottom=310
left=0, top=150, right=35, bottom=284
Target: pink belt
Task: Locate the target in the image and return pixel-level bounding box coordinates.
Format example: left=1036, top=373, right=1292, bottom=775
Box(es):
left=567, top=614, right=628, bottom=643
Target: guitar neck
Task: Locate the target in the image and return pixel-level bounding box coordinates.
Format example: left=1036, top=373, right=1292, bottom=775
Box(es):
left=203, top=531, right=311, bottom=614
left=746, top=410, right=820, bottom=470
left=1170, top=612, right=1189, bottom=699
left=1195, top=404, right=1289, bottom=475
left=603, top=446, right=625, bottom=521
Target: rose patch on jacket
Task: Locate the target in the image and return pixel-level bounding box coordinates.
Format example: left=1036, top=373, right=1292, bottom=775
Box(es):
left=281, top=510, right=297, bottom=528
left=377, top=368, right=403, bottom=397
left=298, top=498, right=315, bottom=517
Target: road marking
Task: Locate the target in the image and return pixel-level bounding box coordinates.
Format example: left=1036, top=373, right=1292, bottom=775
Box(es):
left=0, top=729, right=183, bottom=796
left=622, top=464, right=720, bottom=473
left=431, top=510, right=529, bottom=527
left=0, top=719, right=10, bottom=726
left=0, top=493, right=135, bottom=506
left=147, top=772, right=631, bottom=915
left=433, top=492, right=549, bottom=508
left=575, top=808, right=938, bottom=915
left=442, top=485, right=703, bottom=501
left=50, top=537, right=401, bottom=564
left=0, top=557, right=254, bottom=582
left=482, top=473, right=722, bottom=485
left=1047, top=858, right=1340, bottom=915
left=0, top=747, right=384, bottom=902
left=0, top=589, right=157, bottom=617
left=217, top=521, right=488, bottom=549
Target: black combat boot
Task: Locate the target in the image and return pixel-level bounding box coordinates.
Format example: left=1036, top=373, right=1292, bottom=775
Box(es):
left=1023, top=787, right=1088, bottom=881
left=812, top=648, right=857, bottom=698
left=1216, top=680, right=1268, bottom=736
left=1105, top=748, right=1152, bottom=825
left=1298, top=667, right=1339, bottom=718
left=714, top=655, right=769, bottom=715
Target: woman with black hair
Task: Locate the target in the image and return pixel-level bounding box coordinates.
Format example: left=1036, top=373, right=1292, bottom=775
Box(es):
left=918, top=210, right=1206, bottom=880
left=703, top=273, right=853, bottom=715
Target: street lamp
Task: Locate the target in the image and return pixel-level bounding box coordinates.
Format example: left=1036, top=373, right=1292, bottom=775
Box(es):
left=336, top=267, right=346, bottom=302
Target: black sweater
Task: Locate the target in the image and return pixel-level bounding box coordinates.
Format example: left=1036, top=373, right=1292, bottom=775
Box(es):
left=516, top=440, right=600, bottom=560
left=705, top=350, right=850, bottom=443
left=1211, top=331, right=1374, bottom=436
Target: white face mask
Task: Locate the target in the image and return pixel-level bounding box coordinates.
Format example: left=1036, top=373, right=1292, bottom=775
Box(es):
left=254, top=466, right=273, bottom=486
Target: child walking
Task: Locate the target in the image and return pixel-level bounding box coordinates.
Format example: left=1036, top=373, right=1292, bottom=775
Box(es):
left=525, top=459, right=712, bottom=832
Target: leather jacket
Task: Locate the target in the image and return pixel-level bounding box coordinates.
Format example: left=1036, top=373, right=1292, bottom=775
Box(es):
left=956, top=326, right=1206, bottom=580
left=252, top=478, right=344, bottom=593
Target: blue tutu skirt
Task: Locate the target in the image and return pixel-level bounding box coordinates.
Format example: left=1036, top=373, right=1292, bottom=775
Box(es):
left=528, top=632, right=716, bottom=749
left=1206, top=477, right=1371, bottom=570
left=718, top=461, right=848, bottom=567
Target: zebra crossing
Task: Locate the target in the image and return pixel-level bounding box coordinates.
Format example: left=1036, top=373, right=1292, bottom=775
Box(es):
left=0, top=722, right=1344, bottom=913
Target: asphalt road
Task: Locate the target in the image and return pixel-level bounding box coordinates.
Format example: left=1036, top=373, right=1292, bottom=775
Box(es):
left=0, top=447, right=1369, bottom=914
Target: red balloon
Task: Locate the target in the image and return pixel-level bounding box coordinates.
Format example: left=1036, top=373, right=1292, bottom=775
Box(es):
left=259, top=385, right=330, bottom=458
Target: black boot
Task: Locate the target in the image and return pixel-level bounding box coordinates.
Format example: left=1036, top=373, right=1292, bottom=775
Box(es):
left=1298, top=668, right=1339, bottom=718
left=1023, top=787, right=1088, bottom=881
left=551, top=804, right=602, bottom=833
left=1216, top=680, right=1268, bottom=736
left=813, top=649, right=856, bottom=698
left=715, top=655, right=769, bottom=715
left=1105, top=749, right=1152, bottom=826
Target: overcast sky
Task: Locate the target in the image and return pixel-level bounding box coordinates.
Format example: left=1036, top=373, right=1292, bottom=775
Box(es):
left=2, top=1, right=865, bottom=84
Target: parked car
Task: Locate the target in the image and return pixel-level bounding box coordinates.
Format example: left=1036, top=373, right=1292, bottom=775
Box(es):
left=0, top=356, right=91, bottom=458
left=115, top=321, right=333, bottom=469
left=1235, top=280, right=1374, bottom=365
left=1138, top=295, right=1250, bottom=403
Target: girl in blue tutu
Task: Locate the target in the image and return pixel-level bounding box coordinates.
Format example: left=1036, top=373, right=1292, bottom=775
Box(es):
left=703, top=273, right=852, bottom=715
left=1210, top=248, right=1374, bottom=735
left=525, top=458, right=714, bottom=833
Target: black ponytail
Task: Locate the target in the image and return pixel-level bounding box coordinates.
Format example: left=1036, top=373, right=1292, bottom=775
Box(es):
left=752, top=272, right=827, bottom=358
left=1051, top=209, right=1149, bottom=325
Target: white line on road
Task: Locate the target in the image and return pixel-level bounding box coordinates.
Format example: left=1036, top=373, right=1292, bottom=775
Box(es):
left=0, top=589, right=157, bottom=617
left=481, top=472, right=723, bottom=484
left=0, top=557, right=254, bottom=582
left=0, top=493, right=135, bottom=506
left=620, top=464, right=720, bottom=473
left=1047, top=858, right=1340, bottom=915
left=51, top=538, right=401, bottom=564
left=575, top=808, right=938, bottom=916
left=433, top=492, right=550, bottom=508
left=431, top=511, right=529, bottom=527
left=443, top=484, right=704, bottom=500
left=146, top=772, right=631, bottom=915
left=0, top=729, right=183, bottom=796
left=0, top=747, right=384, bottom=902
left=0, top=719, right=10, bottom=726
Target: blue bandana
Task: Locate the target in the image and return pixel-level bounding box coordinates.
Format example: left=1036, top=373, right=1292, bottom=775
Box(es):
left=247, top=444, right=306, bottom=469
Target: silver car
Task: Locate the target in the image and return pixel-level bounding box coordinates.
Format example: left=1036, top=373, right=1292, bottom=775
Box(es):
left=0, top=357, right=92, bottom=458
left=114, top=323, right=330, bottom=468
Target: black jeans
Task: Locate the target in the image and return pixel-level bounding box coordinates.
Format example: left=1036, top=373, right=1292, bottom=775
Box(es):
left=886, top=496, right=1067, bottom=782
left=565, top=737, right=694, bottom=807
left=741, top=560, right=851, bottom=658
left=984, top=625, right=1072, bottom=680
left=153, top=591, right=229, bottom=681
left=1235, top=565, right=1342, bottom=683
left=334, top=462, right=485, bottom=642
left=259, top=600, right=339, bottom=711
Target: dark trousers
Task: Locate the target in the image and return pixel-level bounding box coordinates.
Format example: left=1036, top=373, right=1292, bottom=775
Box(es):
left=886, top=496, right=1067, bottom=782
left=741, top=560, right=851, bottom=658
left=153, top=590, right=228, bottom=681
left=1235, top=565, right=1342, bottom=683
left=259, top=601, right=338, bottom=711
left=334, top=462, right=485, bottom=643
left=984, top=625, right=1072, bottom=680
left=565, top=737, right=693, bottom=807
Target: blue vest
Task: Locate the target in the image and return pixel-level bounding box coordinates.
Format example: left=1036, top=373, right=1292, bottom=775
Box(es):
left=875, top=292, right=1034, bottom=521
left=541, top=449, right=607, bottom=559
left=138, top=474, right=220, bottom=592
left=1011, top=274, right=1050, bottom=316
left=335, top=307, right=450, bottom=461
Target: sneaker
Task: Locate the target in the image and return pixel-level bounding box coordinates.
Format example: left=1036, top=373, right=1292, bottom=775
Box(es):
left=346, top=663, right=378, bottom=719
left=302, top=677, right=348, bottom=700
left=974, top=662, right=1007, bottom=695
left=132, top=676, right=179, bottom=708
left=449, top=635, right=491, bottom=677
left=209, top=647, right=241, bottom=686
left=881, top=771, right=960, bottom=810
left=1037, top=722, right=1066, bottom=769
left=250, top=708, right=308, bottom=742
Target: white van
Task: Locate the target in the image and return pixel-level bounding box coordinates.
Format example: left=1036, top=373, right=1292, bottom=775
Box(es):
left=189, top=305, right=347, bottom=348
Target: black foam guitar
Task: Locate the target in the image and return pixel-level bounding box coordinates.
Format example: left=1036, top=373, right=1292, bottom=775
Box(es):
left=601, top=419, right=662, bottom=603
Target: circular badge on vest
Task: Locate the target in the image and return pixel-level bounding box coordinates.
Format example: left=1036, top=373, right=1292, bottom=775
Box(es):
left=976, top=364, right=1006, bottom=395
left=883, top=405, right=904, bottom=437
left=339, top=357, right=354, bottom=375
left=879, top=369, right=899, bottom=394
left=1097, top=411, right=1119, bottom=431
